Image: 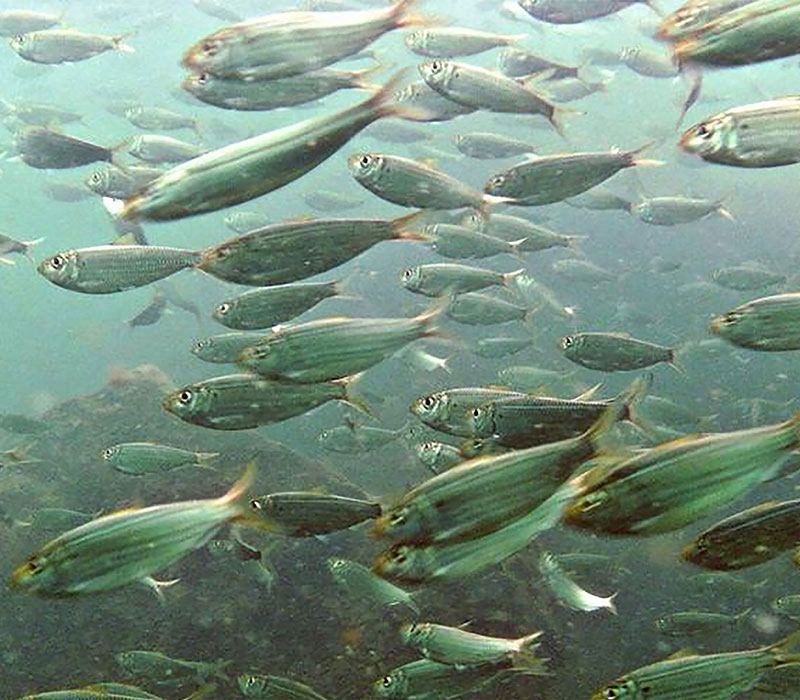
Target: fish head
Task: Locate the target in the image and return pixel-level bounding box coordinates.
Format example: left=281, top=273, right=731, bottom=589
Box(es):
left=400, top=621, right=431, bottom=646
left=375, top=669, right=407, bottom=699
left=8, top=34, right=31, bottom=57
left=460, top=209, right=487, bottom=231
left=562, top=488, right=610, bottom=527
left=238, top=674, right=268, bottom=698
left=162, top=383, right=205, bottom=420
left=484, top=170, right=514, bottom=197
left=591, top=679, right=636, bottom=700
left=468, top=403, right=496, bottom=437
left=182, top=29, right=235, bottom=75
left=517, top=0, right=539, bottom=13
left=101, top=444, right=121, bottom=464
left=634, top=200, right=653, bottom=223
left=191, top=337, right=217, bottom=360
left=9, top=552, right=52, bottom=595
left=619, top=46, right=639, bottom=63
left=348, top=152, right=383, bottom=183
left=559, top=333, right=583, bottom=358
left=418, top=59, right=453, bottom=92
left=679, top=114, right=730, bottom=160
left=415, top=441, right=441, bottom=467
left=410, top=391, right=449, bottom=426
left=373, top=502, right=424, bottom=541
left=115, top=651, right=140, bottom=674
left=181, top=72, right=211, bottom=96
left=326, top=557, right=349, bottom=580
left=400, top=266, right=423, bottom=291
left=405, top=30, right=429, bottom=52
left=38, top=250, right=78, bottom=289
left=708, top=309, right=744, bottom=338
left=680, top=534, right=720, bottom=568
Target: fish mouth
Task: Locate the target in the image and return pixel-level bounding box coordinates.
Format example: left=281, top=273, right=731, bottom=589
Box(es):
left=708, top=316, right=723, bottom=335
left=679, top=543, right=698, bottom=562
left=8, top=565, right=30, bottom=591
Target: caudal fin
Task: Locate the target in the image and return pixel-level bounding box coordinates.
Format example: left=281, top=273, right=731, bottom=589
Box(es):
left=112, top=32, right=136, bottom=53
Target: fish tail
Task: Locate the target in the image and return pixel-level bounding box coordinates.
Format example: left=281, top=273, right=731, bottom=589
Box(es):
left=416, top=296, right=450, bottom=337
left=392, top=0, right=436, bottom=28
left=352, top=60, right=392, bottom=90
left=505, top=33, right=528, bottom=46
left=502, top=268, right=526, bottom=288
left=0, top=256, right=15, bottom=266
left=195, top=451, right=219, bottom=468
left=220, top=461, right=259, bottom=526
left=142, top=575, right=180, bottom=604
left=512, top=632, right=548, bottom=674
left=769, top=628, right=800, bottom=660
left=643, top=0, right=663, bottom=16
left=717, top=203, right=736, bottom=222
left=564, top=235, right=587, bottom=256
left=335, top=373, right=375, bottom=419
left=371, top=69, right=428, bottom=122
left=112, top=32, right=136, bottom=53
left=607, top=591, right=619, bottom=615
left=589, top=374, right=653, bottom=449
left=391, top=210, right=428, bottom=241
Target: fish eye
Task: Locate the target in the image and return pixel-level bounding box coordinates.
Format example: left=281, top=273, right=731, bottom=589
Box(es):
left=194, top=340, right=206, bottom=352
left=490, top=175, right=505, bottom=188
left=577, top=491, right=607, bottom=512
left=178, top=389, right=193, bottom=404
left=359, top=154, right=373, bottom=168
left=197, top=73, right=209, bottom=85
left=249, top=498, right=263, bottom=511
left=722, top=312, right=740, bottom=326
left=605, top=687, right=620, bottom=700
left=390, top=511, right=406, bottom=526
left=562, top=335, right=574, bottom=348
left=430, top=60, right=443, bottom=73
left=421, top=441, right=433, bottom=450
left=25, top=558, right=42, bottom=575
left=217, top=302, right=231, bottom=315
left=402, top=268, right=413, bottom=279
left=422, top=395, right=435, bottom=409
left=12, top=34, right=24, bottom=45
left=382, top=676, right=394, bottom=688
left=201, top=40, right=219, bottom=56
left=90, top=172, right=102, bottom=183
left=244, top=676, right=258, bottom=688
left=696, top=123, right=713, bottom=139
left=49, top=254, right=65, bottom=270
left=694, top=537, right=709, bottom=551
left=102, top=447, right=115, bottom=459
left=472, top=407, right=482, bottom=418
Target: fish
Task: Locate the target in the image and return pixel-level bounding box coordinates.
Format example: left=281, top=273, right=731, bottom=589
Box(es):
left=15, top=126, right=116, bottom=169
left=560, top=333, right=678, bottom=372
left=9, top=465, right=262, bottom=597
left=654, top=610, right=751, bottom=636
left=302, top=190, right=364, bottom=212
left=421, top=223, right=524, bottom=260
left=587, top=631, right=800, bottom=700
left=224, top=211, right=270, bottom=233
left=485, top=146, right=659, bottom=205
left=517, top=0, right=658, bottom=23
left=772, top=595, right=800, bottom=620
left=484, top=214, right=585, bottom=251
left=563, top=411, right=800, bottom=535
left=236, top=306, right=441, bottom=383
left=10, top=29, right=134, bottom=64
left=116, top=650, right=230, bottom=684
left=630, top=195, right=734, bottom=225
left=366, top=119, right=435, bottom=143
left=552, top=259, right=615, bottom=283
left=38, top=246, right=201, bottom=294
left=124, top=106, right=200, bottom=137
left=213, top=281, right=343, bottom=330
left=402, top=264, right=523, bottom=297
left=710, top=293, right=800, bottom=350
left=393, top=80, right=476, bottom=122
left=182, top=66, right=381, bottom=111
left=452, top=132, right=537, bottom=159
left=405, top=28, right=524, bottom=57
left=248, top=492, right=381, bottom=536
left=0, top=232, right=44, bottom=264
left=375, top=658, right=512, bottom=699
left=656, top=0, right=755, bottom=41
left=125, top=135, right=207, bottom=164
left=539, top=551, right=618, bottom=613
left=163, top=374, right=365, bottom=430
left=399, top=345, right=451, bottom=373
left=182, top=0, right=426, bottom=80
left=41, top=180, right=92, bottom=203
left=192, top=332, right=273, bottom=364
left=619, top=46, right=679, bottom=77
left=199, top=215, right=421, bottom=287
left=473, top=337, right=534, bottom=358
left=419, top=60, right=565, bottom=133
left=711, top=266, right=786, bottom=291
left=682, top=498, right=800, bottom=570
left=566, top=187, right=632, bottom=211
left=239, top=674, right=329, bottom=700
left=127, top=292, right=169, bottom=328
left=121, top=73, right=412, bottom=222
left=401, top=622, right=546, bottom=671
left=0, top=10, right=61, bottom=36
left=680, top=97, right=800, bottom=167
left=0, top=98, right=81, bottom=127
left=498, top=48, right=582, bottom=78
left=446, top=292, right=529, bottom=325
left=415, top=441, right=467, bottom=474
left=194, top=0, right=244, bottom=23
left=327, top=557, right=418, bottom=614
left=102, top=442, right=218, bottom=476
left=348, top=152, right=501, bottom=211
left=24, top=508, right=98, bottom=530
left=496, top=365, right=573, bottom=390
left=318, top=422, right=408, bottom=453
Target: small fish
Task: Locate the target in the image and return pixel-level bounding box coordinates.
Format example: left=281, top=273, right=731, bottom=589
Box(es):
left=16, top=126, right=116, bottom=169
left=349, top=152, right=501, bottom=211
left=126, top=135, right=207, bottom=164
left=496, top=365, right=573, bottom=391
left=473, top=337, right=533, bottom=359
left=394, top=80, right=476, bottom=122
left=402, top=263, right=523, bottom=297
left=485, top=146, right=659, bottom=205
left=116, top=650, right=230, bottom=684
left=239, top=674, right=329, bottom=700
left=567, top=187, right=632, bottom=211
left=447, top=292, right=529, bottom=325
left=682, top=499, right=800, bottom=570
left=366, top=119, right=435, bottom=143
left=401, top=622, right=546, bottom=670
left=163, top=374, right=364, bottom=430
left=38, top=245, right=201, bottom=294
left=127, top=291, right=168, bottom=328
left=0, top=444, right=39, bottom=468
left=0, top=10, right=61, bottom=36
left=560, top=332, right=678, bottom=372
left=10, top=29, right=134, bottom=64
left=415, top=441, right=466, bottom=473
left=327, top=557, right=419, bottom=614
left=654, top=610, right=751, bottom=637
left=630, top=196, right=734, bottom=225
left=2, top=99, right=82, bottom=126
left=453, top=132, right=537, bottom=159
left=319, top=423, right=408, bottom=453
left=710, top=293, right=800, bottom=351
left=213, top=281, right=343, bottom=330
left=192, top=332, right=273, bottom=364
left=680, top=97, right=800, bottom=168
left=552, top=259, right=615, bottom=283
left=124, top=106, right=200, bottom=137
left=41, top=181, right=92, bottom=203
left=405, top=28, right=524, bottom=58
left=0, top=232, right=44, bottom=264
left=518, top=0, right=657, bottom=22
left=224, top=211, right=270, bottom=233
left=539, top=550, right=617, bottom=613
left=303, top=189, right=364, bottom=212
left=772, top=595, right=800, bottom=620
left=619, top=46, right=679, bottom=77
left=249, top=492, right=381, bottom=536
left=182, top=0, right=426, bottom=80
left=375, top=658, right=513, bottom=700
left=419, top=59, right=564, bottom=133
left=498, top=48, right=581, bottom=78
left=421, top=223, right=523, bottom=260
left=102, top=442, right=218, bottom=475
left=193, top=0, right=244, bottom=23
left=10, top=465, right=262, bottom=597
left=25, top=508, right=97, bottom=530
left=712, top=266, right=786, bottom=291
